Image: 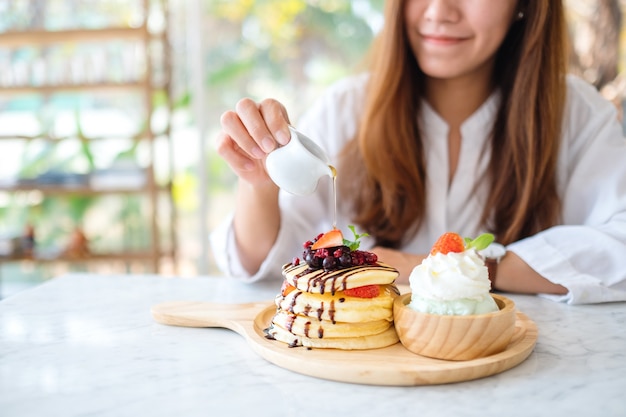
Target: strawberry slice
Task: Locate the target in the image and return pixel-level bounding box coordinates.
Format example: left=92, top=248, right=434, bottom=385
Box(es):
left=311, top=229, right=344, bottom=250
left=344, top=285, right=380, bottom=298
left=430, top=232, right=465, bottom=255
left=281, top=280, right=296, bottom=297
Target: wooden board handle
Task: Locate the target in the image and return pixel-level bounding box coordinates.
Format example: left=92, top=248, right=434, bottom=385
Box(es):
left=151, top=301, right=271, bottom=336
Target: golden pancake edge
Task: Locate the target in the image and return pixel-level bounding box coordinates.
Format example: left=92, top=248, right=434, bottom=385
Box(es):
left=282, top=262, right=399, bottom=294
left=275, top=284, right=399, bottom=323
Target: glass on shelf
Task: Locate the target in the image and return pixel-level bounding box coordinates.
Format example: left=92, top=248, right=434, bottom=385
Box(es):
left=0, top=40, right=147, bottom=88
left=0, top=0, right=146, bottom=32
left=90, top=166, right=146, bottom=190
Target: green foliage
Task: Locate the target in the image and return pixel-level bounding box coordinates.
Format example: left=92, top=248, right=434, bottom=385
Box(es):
left=343, top=225, right=370, bottom=251
left=464, top=233, right=495, bottom=251
left=200, top=0, right=380, bottom=98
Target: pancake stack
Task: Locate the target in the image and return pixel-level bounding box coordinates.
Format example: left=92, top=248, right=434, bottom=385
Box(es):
left=265, top=228, right=401, bottom=349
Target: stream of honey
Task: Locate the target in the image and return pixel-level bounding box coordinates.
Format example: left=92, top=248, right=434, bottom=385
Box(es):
left=329, top=164, right=337, bottom=230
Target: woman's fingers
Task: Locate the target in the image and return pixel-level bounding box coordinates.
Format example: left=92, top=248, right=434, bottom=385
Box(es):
left=258, top=98, right=291, bottom=146
left=215, top=131, right=275, bottom=187
left=220, top=98, right=292, bottom=159
left=218, top=96, right=292, bottom=184
left=215, top=131, right=255, bottom=172
left=235, top=97, right=277, bottom=154
left=220, top=108, right=265, bottom=160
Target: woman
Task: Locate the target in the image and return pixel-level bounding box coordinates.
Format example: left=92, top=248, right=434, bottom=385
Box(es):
left=212, top=0, right=626, bottom=304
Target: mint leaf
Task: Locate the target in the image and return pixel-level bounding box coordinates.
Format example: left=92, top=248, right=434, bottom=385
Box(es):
left=343, top=225, right=369, bottom=251
left=465, top=233, right=495, bottom=251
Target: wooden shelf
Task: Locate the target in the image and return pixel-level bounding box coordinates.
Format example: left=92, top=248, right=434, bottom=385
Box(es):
left=0, top=132, right=146, bottom=142
left=0, top=185, right=143, bottom=195
left=0, top=81, right=150, bottom=96
left=0, top=0, right=176, bottom=275
left=0, top=27, right=149, bottom=47
left=0, top=250, right=172, bottom=263
left=0, top=183, right=172, bottom=196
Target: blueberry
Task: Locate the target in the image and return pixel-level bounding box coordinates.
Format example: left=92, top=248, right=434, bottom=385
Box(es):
left=339, top=253, right=352, bottom=267
left=305, top=252, right=321, bottom=268
left=322, top=256, right=337, bottom=271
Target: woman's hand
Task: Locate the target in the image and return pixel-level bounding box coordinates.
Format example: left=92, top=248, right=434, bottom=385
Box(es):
left=217, top=98, right=292, bottom=185
left=495, top=251, right=568, bottom=295
left=216, top=98, right=292, bottom=275
left=371, top=246, right=426, bottom=285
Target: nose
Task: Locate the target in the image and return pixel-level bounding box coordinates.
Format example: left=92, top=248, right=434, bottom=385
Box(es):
left=423, top=0, right=460, bottom=23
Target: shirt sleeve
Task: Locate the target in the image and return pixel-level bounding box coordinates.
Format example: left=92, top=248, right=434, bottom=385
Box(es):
left=208, top=194, right=328, bottom=283
left=507, top=76, right=626, bottom=304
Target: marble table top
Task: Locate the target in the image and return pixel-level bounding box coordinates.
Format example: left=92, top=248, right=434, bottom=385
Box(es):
left=1, top=273, right=625, bottom=417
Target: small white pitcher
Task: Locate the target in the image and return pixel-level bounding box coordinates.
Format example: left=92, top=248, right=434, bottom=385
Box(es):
left=265, top=126, right=333, bottom=196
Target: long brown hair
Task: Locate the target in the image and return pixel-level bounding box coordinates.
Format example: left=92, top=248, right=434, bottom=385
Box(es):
left=338, top=0, right=567, bottom=247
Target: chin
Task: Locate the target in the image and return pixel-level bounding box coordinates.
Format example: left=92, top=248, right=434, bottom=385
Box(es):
left=419, top=66, right=467, bottom=81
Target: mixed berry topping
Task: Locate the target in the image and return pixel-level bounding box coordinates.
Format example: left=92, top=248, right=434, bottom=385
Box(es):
left=294, top=227, right=378, bottom=272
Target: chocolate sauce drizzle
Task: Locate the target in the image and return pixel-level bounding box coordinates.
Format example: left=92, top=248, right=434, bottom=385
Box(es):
left=283, top=263, right=397, bottom=296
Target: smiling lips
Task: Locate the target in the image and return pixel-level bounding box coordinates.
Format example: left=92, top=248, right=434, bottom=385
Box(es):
left=421, top=34, right=468, bottom=45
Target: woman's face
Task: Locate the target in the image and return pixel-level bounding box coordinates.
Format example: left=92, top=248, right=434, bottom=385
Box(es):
left=404, top=0, right=518, bottom=81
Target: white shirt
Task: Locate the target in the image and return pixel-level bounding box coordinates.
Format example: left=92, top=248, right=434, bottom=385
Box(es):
left=210, top=74, right=626, bottom=304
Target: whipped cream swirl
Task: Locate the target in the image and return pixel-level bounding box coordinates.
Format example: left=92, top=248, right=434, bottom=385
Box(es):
left=408, top=249, right=497, bottom=315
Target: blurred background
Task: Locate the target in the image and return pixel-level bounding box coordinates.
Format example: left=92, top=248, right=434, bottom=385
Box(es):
left=0, top=0, right=624, bottom=298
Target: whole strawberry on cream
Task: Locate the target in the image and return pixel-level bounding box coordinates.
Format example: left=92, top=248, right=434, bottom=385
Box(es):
left=408, top=232, right=499, bottom=316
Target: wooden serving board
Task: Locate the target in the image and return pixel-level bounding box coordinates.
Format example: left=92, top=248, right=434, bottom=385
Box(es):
left=151, top=300, right=537, bottom=386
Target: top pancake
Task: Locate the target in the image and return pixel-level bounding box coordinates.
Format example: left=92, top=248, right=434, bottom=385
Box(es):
left=282, top=262, right=399, bottom=294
